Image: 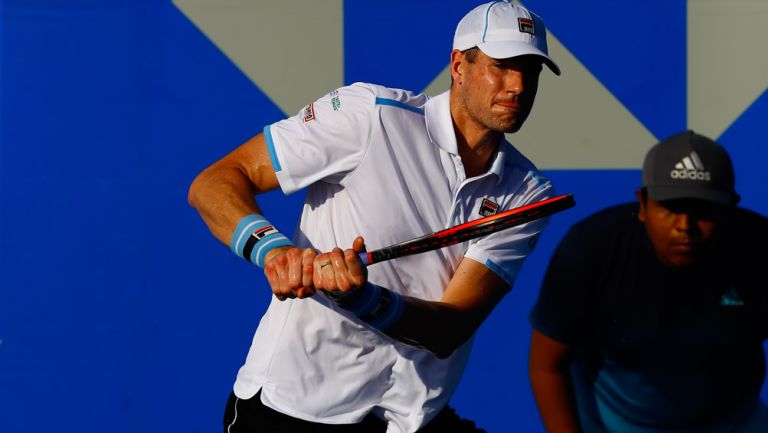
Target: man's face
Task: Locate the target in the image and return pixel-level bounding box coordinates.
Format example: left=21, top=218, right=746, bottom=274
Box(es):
left=456, top=50, right=543, bottom=133
left=637, top=191, right=728, bottom=267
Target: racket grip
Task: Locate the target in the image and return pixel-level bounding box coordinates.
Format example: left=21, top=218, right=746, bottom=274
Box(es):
left=358, top=251, right=371, bottom=266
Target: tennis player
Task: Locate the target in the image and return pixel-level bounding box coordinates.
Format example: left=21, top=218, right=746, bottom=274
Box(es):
left=189, top=2, right=560, bottom=432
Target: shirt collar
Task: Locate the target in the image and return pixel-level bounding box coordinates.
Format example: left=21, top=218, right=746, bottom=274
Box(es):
left=425, top=90, right=458, bottom=155
left=488, top=140, right=508, bottom=183
left=425, top=90, right=509, bottom=183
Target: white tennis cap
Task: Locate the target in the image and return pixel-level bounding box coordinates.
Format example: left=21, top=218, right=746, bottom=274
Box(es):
left=453, top=1, right=560, bottom=75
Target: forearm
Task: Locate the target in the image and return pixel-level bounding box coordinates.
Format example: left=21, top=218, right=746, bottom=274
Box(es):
left=530, top=367, right=581, bottom=433
left=384, top=296, right=472, bottom=358
left=330, top=258, right=507, bottom=359
left=529, top=330, right=582, bottom=433
left=188, top=166, right=263, bottom=244
left=331, top=285, right=473, bottom=358
left=188, top=133, right=280, bottom=246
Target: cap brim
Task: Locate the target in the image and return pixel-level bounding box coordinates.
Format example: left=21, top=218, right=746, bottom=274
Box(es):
left=478, top=41, right=560, bottom=75
left=647, top=185, right=736, bottom=205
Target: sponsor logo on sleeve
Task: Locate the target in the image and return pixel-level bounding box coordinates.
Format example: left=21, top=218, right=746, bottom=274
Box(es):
left=329, top=89, right=342, bottom=111
left=303, top=103, right=316, bottom=122
left=518, top=18, right=535, bottom=35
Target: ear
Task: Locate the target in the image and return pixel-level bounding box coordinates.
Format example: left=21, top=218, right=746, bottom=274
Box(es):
left=450, top=49, right=464, bottom=85
left=635, top=189, right=646, bottom=223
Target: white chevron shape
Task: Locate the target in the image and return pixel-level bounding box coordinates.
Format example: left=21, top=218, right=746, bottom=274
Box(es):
left=688, top=0, right=768, bottom=139
left=173, top=0, right=344, bottom=116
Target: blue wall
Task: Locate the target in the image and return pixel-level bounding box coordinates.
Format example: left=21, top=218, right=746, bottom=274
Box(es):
left=1, top=1, right=765, bottom=432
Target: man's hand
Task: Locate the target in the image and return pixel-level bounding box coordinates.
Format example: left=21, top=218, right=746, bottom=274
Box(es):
left=313, top=236, right=368, bottom=298
left=264, top=246, right=318, bottom=300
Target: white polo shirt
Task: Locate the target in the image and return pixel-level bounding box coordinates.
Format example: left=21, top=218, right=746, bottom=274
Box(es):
left=234, top=82, right=553, bottom=433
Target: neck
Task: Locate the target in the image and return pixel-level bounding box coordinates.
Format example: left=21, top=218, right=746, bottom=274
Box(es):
left=450, top=92, right=503, bottom=178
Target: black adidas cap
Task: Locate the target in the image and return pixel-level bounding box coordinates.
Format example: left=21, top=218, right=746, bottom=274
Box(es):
left=642, top=130, right=739, bottom=205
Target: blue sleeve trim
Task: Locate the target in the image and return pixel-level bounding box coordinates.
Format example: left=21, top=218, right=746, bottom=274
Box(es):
left=375, top=97, right=425, bottom=115
left=263, top=125, right=282, bottom=172
left=485, top=258, right=515, bottom=286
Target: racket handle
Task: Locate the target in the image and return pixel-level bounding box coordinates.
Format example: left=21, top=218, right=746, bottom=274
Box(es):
left=358, top=251, right=372, bottom=266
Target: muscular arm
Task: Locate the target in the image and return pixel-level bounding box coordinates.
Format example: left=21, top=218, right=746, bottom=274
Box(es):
left=190, top=133, right=514, bottom=356
left=529, top=329, right=582, bottom=433
left=188, top=133, right=279, bottom=243
left=386, top=258, right=509, bottom=358
left=188, top=133, right=318, bottom=299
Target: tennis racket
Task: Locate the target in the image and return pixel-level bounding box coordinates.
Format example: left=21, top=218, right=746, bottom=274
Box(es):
left=358, top=193, right=575, bottom=266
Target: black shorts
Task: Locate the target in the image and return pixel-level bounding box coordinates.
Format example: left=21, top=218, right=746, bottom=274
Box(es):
left=223, top=391, right=486, bottom=433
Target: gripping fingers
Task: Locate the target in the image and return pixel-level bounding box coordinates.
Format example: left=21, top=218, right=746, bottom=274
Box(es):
left=344, top=248, right=367, bottom=287
left=331, top=248, right=352, bottom=292
left=295, top=248, right=317, bottom=298
left=265, top=252, right=292, bottom=300
left=315, top=250, right=338, bottom=292
left=264, top=247, right=317, bottom=300
left=313, top=249, right=346, bottom=293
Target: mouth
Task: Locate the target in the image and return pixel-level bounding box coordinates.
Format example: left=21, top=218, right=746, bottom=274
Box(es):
left=493, top=105, right=521, bottom=118
left=494, top=101, right=520, bottom=110
left=670, top=240, right=700, bottom=253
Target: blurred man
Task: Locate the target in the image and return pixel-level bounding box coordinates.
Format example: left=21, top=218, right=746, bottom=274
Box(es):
left=529, top=130, right=768, bottom=432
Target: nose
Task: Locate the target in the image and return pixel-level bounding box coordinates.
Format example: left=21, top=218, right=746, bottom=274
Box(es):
left=674, top=213, right=691, bottom=231
left=505, top=70, right=525, bottom=96
left=674, top=212, right=703, bottom=236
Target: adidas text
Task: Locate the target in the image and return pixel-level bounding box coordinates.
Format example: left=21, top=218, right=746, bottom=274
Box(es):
left=670, top=169, right=711, bottom=181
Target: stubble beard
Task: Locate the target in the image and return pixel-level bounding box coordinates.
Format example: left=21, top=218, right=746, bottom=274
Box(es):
left=461, top=88, right=526, bottom=134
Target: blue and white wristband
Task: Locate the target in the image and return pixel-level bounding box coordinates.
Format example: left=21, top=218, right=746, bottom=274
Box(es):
left=230, top=214, right=295, bottom=267
left=334, top=282, right=405, bottom=331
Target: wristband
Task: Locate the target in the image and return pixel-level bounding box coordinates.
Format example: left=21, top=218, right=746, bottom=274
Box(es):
left=333, top=282, right=405, bottom=331
left=230, top=214, right=295, bottom=267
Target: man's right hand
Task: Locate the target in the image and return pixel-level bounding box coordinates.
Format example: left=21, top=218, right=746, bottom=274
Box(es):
left=264, top=247, right=318, bottom=300
left=313, top=237, right=368, bottom=299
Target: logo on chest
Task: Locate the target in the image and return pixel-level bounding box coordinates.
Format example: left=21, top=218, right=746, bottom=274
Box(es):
left=479, top=198, right=499, bottom=217
left=720, top=287, right=744, bottom=307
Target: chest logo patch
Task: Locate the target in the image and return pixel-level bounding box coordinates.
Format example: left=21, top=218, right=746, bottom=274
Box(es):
left=720, top=287, right=744, bottom=307
left=479, top=198, right=499, bottom=217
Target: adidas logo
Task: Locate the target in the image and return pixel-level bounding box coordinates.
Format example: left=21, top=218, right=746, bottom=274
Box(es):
left=670, top=151, right=711, bottom=181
